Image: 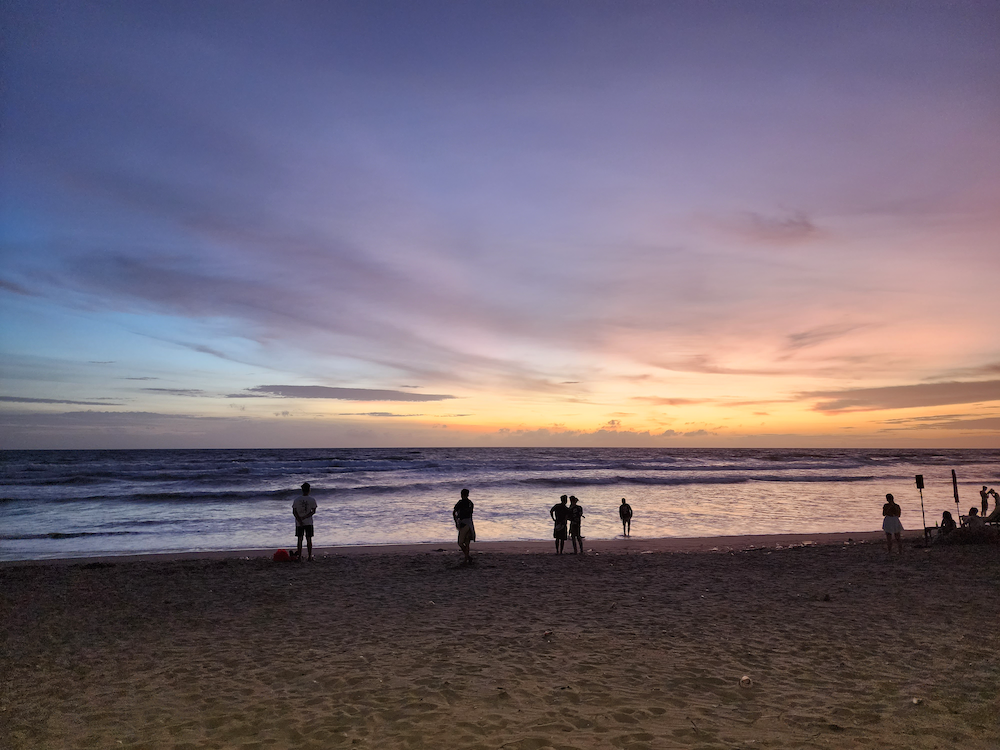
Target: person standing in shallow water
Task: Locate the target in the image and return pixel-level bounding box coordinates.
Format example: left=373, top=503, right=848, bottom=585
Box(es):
left=568, top=495, right=584, bottom=554
left=453, top=489, right=475, bottom=563
left=619, top=498, right=633, bottom=537
left=882, top=493, right=903, bottom=554
left=550, top=495, right=570, bottom=554
left=292, top=482, right=317, bottom=561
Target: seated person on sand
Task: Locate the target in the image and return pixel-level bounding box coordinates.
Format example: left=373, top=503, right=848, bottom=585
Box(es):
left=939, top=510, right=957, bottom=536
left=966, top=507, right=985, bottom=530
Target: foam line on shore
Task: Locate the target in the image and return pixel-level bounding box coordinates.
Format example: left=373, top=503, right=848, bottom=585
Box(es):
left=1, top=529, right=918, bottom=566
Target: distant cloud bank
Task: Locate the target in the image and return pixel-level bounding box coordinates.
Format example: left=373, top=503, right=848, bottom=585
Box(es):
left=234, top=385, right=456, bottom=402
left=807, top=380, right=1000, bottom=413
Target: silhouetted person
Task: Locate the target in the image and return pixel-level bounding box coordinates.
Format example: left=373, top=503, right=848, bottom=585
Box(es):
left=568, top=495, right=584, bottom=554
left=987, top=489, right=1000, bottom=522
left=981, top=486, right=990, bottom=517
left=967, top=507, right=985, bottom=530
left=882, top=493, right=903, bottom=554
left=940, top=510, right=957, bottom=535
left=550, top=495, right=570, bottom=554
left=453, top=488, right=475, bottom=563
left=292, top=482, right=317, bottom=561
left=619, top=498, right=632, bottom=537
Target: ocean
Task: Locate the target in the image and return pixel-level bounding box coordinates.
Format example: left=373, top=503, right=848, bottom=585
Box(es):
left=1, top=447, right=997, bottom=561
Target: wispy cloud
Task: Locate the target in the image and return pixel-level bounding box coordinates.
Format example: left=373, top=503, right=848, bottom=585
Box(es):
left=337, top=412, right=421, bottom=418
left=631, top=396, right=710, bottom=406
left=932, top=361, right=1000, bottom=380
left=807, top=380, right=1000, bottom=413
left=713, top=210, right=822, bottom=245
left=142, top=388, right=208, bottom=396
left=0, top=396, right=123, bottom=406
left=648, top=355, right=780, bottom=377
left=0, top=278, right=36, bottom=296
left=879, top=413, right=1000, bottom=431
left=239, top=385, right=455, bottom=402
left=783, top=324, right=864, bottom=353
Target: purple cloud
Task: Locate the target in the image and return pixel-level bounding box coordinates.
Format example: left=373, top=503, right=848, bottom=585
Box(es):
left=240, top=385, right=455, bottom=402
left=0, top=396, right=123, bottom=406
left=807, top=380, right=1000, bottom=413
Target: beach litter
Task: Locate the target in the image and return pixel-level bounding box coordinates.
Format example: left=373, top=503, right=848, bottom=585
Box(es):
left=739, top=675, right=753, bottom=688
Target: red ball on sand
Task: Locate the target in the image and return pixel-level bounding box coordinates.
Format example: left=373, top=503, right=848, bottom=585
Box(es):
left=272, top=549, right=290, bottom=562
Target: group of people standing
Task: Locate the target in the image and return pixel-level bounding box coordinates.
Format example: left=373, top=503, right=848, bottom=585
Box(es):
left=549, top=495, right=585, bottom=554
left=453, top=491, right=635, bottom=561
left=286, top=484, right=634, bottom=564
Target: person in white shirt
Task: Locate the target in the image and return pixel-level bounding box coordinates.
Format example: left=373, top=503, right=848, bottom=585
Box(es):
left=292, top=482, right=317, bottom=561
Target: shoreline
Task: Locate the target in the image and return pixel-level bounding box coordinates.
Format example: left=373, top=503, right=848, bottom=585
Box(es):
left=0, top=529, right=920, bottom=566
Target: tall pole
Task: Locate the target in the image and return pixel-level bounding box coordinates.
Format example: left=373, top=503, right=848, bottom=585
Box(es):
left=952, top=469, right=961, bottom=525
left=916, top=474, right=927, bottom=544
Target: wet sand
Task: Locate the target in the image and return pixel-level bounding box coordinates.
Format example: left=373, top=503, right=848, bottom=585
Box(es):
left=2, top=533, right=998, bottom=749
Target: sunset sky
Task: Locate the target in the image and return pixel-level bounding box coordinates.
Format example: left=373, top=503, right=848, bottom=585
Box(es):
left=2, top=1, right=998, bottom=449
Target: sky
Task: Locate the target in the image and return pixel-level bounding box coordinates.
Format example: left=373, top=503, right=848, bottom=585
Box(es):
left=1, top=1, right=999, bottom=449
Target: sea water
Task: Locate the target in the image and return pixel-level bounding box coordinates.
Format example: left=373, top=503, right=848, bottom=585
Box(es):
left=1, top=447, right=996, bottom=560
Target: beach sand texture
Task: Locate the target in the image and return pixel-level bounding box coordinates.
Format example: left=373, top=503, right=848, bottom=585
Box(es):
left=2, top=539, right=998, bottom=749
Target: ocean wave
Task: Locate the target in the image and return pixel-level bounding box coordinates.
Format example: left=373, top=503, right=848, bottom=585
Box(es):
left=0, top=531, right=141, bottom=541
left=517, top=474, right=879, bottom=487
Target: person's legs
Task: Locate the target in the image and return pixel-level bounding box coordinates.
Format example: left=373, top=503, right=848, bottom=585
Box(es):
left=885, top=532, right=893, bottom=553
left=458, top=525, right=472, bottom=562
left=894, top=532, right=902, bottom=554
left=296, top=526, right=304, bottom=557
left=305, top=525, right=314, bottom=561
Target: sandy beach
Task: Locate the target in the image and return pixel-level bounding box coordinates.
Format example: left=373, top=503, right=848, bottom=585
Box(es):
left=2, top=533, right=998, bottom=749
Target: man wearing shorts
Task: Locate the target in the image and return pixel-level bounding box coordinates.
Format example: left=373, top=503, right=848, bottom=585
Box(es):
left=293, top=482, right=317, bottom=561
left=550, top=495, right=570, bottom=554
left=619, top=498, right=633, bottom=537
